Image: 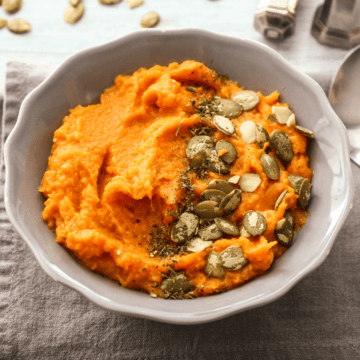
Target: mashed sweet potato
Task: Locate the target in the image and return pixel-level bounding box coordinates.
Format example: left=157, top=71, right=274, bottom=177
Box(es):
left=40, top=60, right=313, bottom=299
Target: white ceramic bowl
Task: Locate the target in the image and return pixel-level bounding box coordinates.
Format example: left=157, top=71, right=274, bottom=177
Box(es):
left=4, top=29, right=354, bottom=324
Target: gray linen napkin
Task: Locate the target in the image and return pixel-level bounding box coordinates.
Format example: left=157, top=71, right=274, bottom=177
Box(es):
left=1, top=61, right=360, bottom=360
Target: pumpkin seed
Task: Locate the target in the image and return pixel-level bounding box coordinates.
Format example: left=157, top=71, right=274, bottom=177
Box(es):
left=213, top=115, right=236, bottom=136
left=186, top=135, right=214, bottom=159
left=206, top=149, right=231, bottom=175
left=288, top=175, right=311, bottom=208
left=243, top=211, right=267, bottom=236
left=255, top=124, right=270, bottom=149
left=275, top=218, right=294, bottom=247
left=64, top=3, right=84, bottom=24
left=215, top=140, right=237, bottom=164
left=204, top=251, right=226, bottom=279
left=218, top=189, right=242, bottom=218
left=141, top=11, right=160, bottom=28
left=7, top=18, right=30, bottom=33
left=208, top=179, right=234, bottom=194
left=274, top=190, right=288, bottom=209
left=287, top=114, right=296, bottom=127
left=231, top=90, right=259, bottom=111
left=193, top=200, right=219, bottom=220
left=295, top=125, right=315, bottom=139
left=214, top=97, right=243, bottom=118
left=284, top=209, right=295, bottom=228
left=239, top=121, right=257, bottom=143
left=214, top=218, right=240, bottom=236
left=2, top=0, right=22, bottom=13
left=228, top=175, right=241, bottom=185
left=260, top=154, right=280, bottom=180
left=288, top=174, right=304, bottom=193
left=98, top=0, right=120, bottom=4
left=70, top=0, right=80, bottom=6
left=270, top=130, right=294, bottom=163
left=187, top=237, right=213, bottom=253
left=219, top=246, right=248, bottom=270
left=198, top=223, right=223, bottom=241
left=272, top=106, right=293, bottom=124
left=239, top=173, right=261, bottom=193
left=240, top=226, right=251, bottom=238
left=297, top=178, right=311, bottom=209
left=189, top=150, right=207, bottom=170
left=126, top=0, right=144, bottom=8
left=160, top=273, right=195, bottom=293
left=0, top=18, right=8, bottom=29
left=268, top=114, right=277, bottom=122
left=171, top=212, right=199, bottom=243
left=200, top=189, right=226, bottom=204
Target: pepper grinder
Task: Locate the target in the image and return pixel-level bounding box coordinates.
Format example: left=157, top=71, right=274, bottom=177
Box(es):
left=311, top=0, right=360, bottom=48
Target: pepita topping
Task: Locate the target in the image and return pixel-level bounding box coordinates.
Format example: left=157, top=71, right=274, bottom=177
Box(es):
left=295, top=125, right=315, bottom=139
left=243, top=211, right=267, bottom=236
left=270, top=130, right=294, bottom=163
left=239, top=173, right=262, bottom=193
left=260, top=154, right=280, bottom=180
left=219, top=246, right=248, bottom=270
left=272, top=106, right=293, bottom=124
left=213, top=115, right=236, bottom=136
left=213, top=97, right=243, bottom=118
left=187, top=237, right=213, bottom=253
left=232, top=90, right=260, bottom=111
left=239, top=121, right=257, bottom=143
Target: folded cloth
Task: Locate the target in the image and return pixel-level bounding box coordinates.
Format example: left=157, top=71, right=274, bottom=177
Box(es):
left=1, top=61, right=359, bottom=359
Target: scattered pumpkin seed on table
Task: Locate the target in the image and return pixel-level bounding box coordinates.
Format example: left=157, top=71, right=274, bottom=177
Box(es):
left=98, top=0, right=120, bottom=4
left=7, top=19, right=30, bottom=33
left=2, top=0, right=22, bottom=13
left=64, top=3, right=85, bottom=24
left=0, top=18, right=8, bottom=29
left=126, top=0, right=144, bottom=8
left=141, top=11, right=160, bottom=28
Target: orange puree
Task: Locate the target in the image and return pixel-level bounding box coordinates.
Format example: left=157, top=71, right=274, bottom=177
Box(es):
left=40, top=61, right=313, bottom=299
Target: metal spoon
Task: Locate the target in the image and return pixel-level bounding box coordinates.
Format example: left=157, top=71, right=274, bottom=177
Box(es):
left=329, top=44, right=360, bottom=166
